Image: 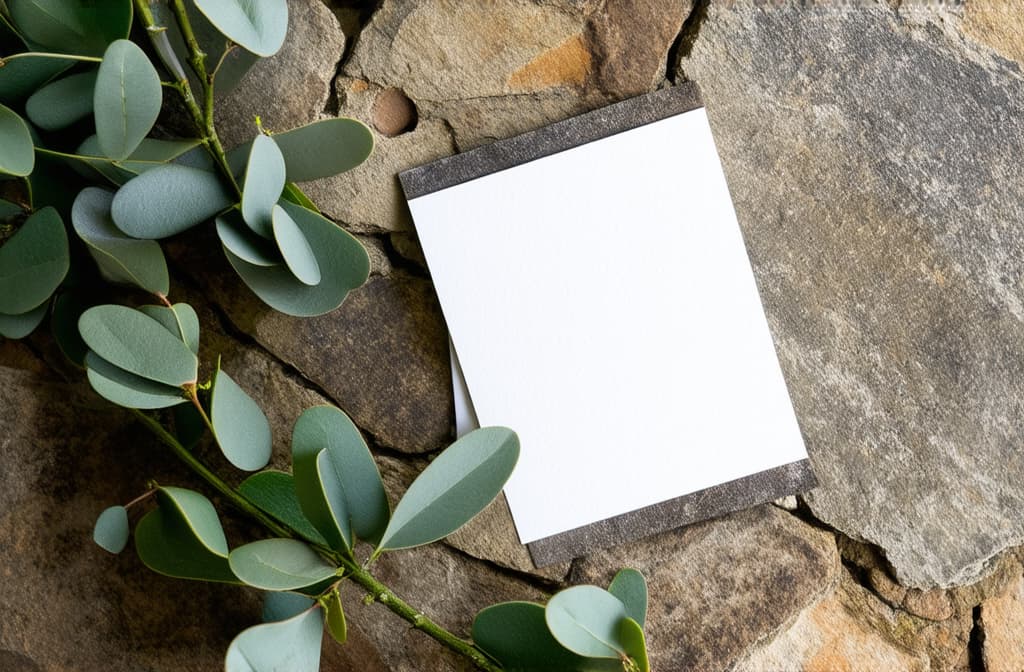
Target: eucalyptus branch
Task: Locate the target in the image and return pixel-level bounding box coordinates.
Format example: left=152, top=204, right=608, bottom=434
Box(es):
left=132, top=0, right=241, bottom=197
left=129, top=409, right=504, bottom=672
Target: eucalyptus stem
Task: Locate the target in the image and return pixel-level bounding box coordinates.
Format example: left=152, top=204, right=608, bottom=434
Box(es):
left=0, top=51, right=102, bottom=64
left=132, top=0, right=241, bottom=196
left=130, top=409, right=503, bottom=672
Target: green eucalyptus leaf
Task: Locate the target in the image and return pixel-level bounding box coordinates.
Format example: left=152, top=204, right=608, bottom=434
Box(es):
left=228, top=538, right=337, bottom=591
left=210, top=364, right=272, bottom=471
left=78, top=304, right=198, bottom=386
left=51, top=291, right=88, bottom=365
left=238, top=471, right=327, bottom=546
left=71, top=136, right=206, bottom=186
left=263, top=591, right=314, bottom=623
left=8, top=0, right=131, bottom=56
left=241, top=134, right=285, bottom=238
left=27, top=149, right=82, bottom=217
left=323, top=587, right=347, bottom=645
left=545, top=586, right=628, bottom=659
left=618, top=618, right=649, bottom=672
left=225, top=602, right=322, bottom=672
left=216, top=211, right=281, bottom=267
left=134, top=486, right=238, bottom=583
left=138, top=303, right=200, bottom=355
left=272, top=119, right=374, bottom=182
left=608, top=569, right=647, bottom=628
left=225, top=201, right=369, bottom=317
left=0, top=198, right=23, bottom=220
left=94, top=39, right=163, bottom=160
left=0, top=103, right=34, bottom=176
left=111, top=163, right=233, bottom=238
left=72, top=187, right=169, bottom=295
left=0, top=206, right=68, bottom=314
left=25, top=69, right=97, bottom=131
left=281, top=182, right=318, bottom=213
left=291, top=406, right=389, bottom=550
left=0, top=53, right=73, bottom=105
left=378, top=427, right=519, bottom=552
left=192, top=0, right=287, bottom=57
left=93, top=505, right=129, bottom=554
left=0, top=301, right=47, bottom=338
left=85, top=350, right=187, bottom=409
left=272, top=204, right=320, bottom=286
left=472, top=602, right=602, bottom=672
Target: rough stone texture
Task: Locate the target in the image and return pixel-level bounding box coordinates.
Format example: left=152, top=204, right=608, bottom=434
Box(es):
left=572, top=505, right=842, bottom=671
left=214, top=0, right=345, bottom=149
left=980, top=572, right=1024, bottom=672
left=736, top=590, right=930, bottom=672
left=681, top=2, right=1024, bottom=589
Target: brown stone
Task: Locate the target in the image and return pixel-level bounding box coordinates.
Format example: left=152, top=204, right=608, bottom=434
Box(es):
left=980, top=571, right=1024, bottom=672
left=371, top=87, right=418, bottom=137
left=959, top=0, right=1024, bottom=66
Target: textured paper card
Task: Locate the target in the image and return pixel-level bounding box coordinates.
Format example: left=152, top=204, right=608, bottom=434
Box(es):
left=401, top=84, right=815, bottom=566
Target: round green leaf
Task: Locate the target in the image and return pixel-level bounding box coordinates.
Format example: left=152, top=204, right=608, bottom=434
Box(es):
left=8, top=0, right=132, bottom=56
left=216, top=211, right=281, bottom=266
left=193, top=0, right=287, bottom=57
left=0, top=103, right=34, bottom=176
left=378, top=427, right=519, bottom=552
left=241, top=134, right=285, bottom=238
left=545, top=586, right=628, bottom=659
left=226, top=602, right=322, bottom=672
left=210, top=365, right=272, bottom=471
left=0, top=301, right=47, bottom=339
left=51, top=291, right=89, bottom=365
left=239, top=471, right=327, bottom=546
left=281, top=182, right=318, bottom=212
left=272, top=118, right=374, bottom=182
left=72, top=136, right=206, bottom=186
left=138, top=303, right=200, bottom=355
left=0, top=206, right=68, bottom=314
left=323, top=587, right=347, bottom=645
left=0, top=53, right=74, bottom=106
left=263, top=591, right=314, bottom=623
left=228, top=538, right=337, bottom=591
left=618, top=618, right=649, bottom=672
left=134, top=487, right=238, bottom=583
left=472, top=602, right=598, bottom=672
left=78, top=304, right=198, bottom=386
left=111, top=163, right=233, bottom=238
left=94, top=39, right=163, bottom=160
left=93, top=505, right=129, bottom=554
left=225, top=201, right=369, bottom=317
left=0, top=199, right=23, bottom=220
left=291, top=406, right=390, bottom=549
left=608, top=569, right=647, bottom=629
left=272, top=204, right=320, bottom=286
left=72, top=187, right=169, bottom=295
left=85, top=350, right=187, bottom=409
left=25, top=69, right=97, bottom=131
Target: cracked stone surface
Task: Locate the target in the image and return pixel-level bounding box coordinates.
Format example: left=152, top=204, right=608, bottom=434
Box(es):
left=680, top=2, right=1024, bottom=589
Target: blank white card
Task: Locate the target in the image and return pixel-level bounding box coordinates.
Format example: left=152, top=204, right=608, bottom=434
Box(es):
left=406, top=104, right=809, bottom=546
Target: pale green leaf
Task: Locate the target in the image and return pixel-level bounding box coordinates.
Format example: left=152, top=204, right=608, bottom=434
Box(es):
left=78, top=304, right=198, bottom=386
left=8, top=0, right=131, bottom=56
left=378, top=427, right=519, bottom=551
left=216, top=211, right=281, bottom=266
left=225, top=603, right=322, bottom=672
left=238, top=471, right=328, bottom=546
left=93, top=505, right=129, bottom=554
left=228, top=538, right=337, bottom=591
left=94, top=39, right=163, bottom=160
left=72, top=187, right=169, bottom=295
left=272, top=204, right=320, bottom=286
left=0, top=301, right=47, bottom=339
left=134, top=486, right=238, bottom=583
left=323, top=587, right=346, bottom=645
left=241, top=134, right=284, bottom=238
left=0, top=103, right=34, bottom=176
left=138, top=303, right=200, bottom=355
left=263, top=592, right=314, bottom=623
left=193, top=0, right=287, bottom=57
left=272, top=118, right=373, bottom=182
left=472, top=602, right=602, bottom=672
left=25, top=69, right=96, bottom=131
left=210, top=364, right=272, bottom=471
left=0, top=206, right=68, bottom=314
left=0, top=53, right=73, bottom=106
left=111, top=163, right=233, bottom=238
left=618, top=618, right=650, bottom=672
left=85, top=350, right=187, bottom=409
left=225, top=201, right=369, bottom=317
left=608, top=569, right=647, bottom=628
left=545, top=586, right=628, bottom=659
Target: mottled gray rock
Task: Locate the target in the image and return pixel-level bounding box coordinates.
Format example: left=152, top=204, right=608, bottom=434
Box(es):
left=681, top=2, right=1024, bottom=589
left=572, top=505, right=841, bottom=671
left=214, top=0, right=345, bottom=148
